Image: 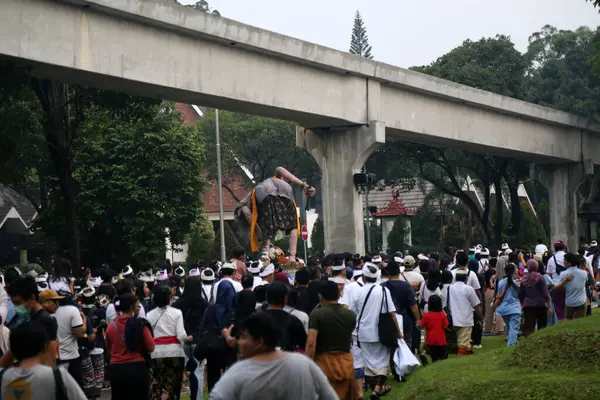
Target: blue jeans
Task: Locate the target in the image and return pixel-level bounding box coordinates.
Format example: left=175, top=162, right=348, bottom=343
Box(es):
left=502, top=314, right=520, bottom=346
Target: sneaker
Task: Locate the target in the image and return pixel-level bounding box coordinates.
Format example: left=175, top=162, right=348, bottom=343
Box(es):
left=472, top=345, right=483, bottom=349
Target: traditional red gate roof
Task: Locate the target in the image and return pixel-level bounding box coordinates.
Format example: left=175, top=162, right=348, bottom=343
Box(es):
left=372, top=189, right=415, bottom=217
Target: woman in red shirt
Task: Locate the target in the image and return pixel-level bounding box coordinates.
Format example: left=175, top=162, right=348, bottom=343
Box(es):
left=105, top=293, right=154, bottom=400
left=418, top=295, right=449, bottom=363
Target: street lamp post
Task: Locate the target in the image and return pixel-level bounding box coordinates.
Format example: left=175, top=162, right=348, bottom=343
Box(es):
left=215, top=109, right=226, bottom=262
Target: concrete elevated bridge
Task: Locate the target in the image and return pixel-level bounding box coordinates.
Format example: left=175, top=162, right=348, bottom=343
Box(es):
left=1, top=0, right=598, bottom=252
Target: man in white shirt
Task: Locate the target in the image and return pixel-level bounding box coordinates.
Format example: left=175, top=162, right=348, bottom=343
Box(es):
left=40, top=290, right=86, bottom=388
left=212, top=263, right=243, bottom=300
left=534, top=239, right=549, bottom=256
left=200, top=268, right=217, bottom=303
left=349, top=263, right=400, bottom=397
left=448, top=270, right=482, bottom=356
left=451, top=253, right=482, bottom=295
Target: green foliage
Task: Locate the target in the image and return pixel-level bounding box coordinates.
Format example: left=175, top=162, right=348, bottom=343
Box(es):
left=349, top=11, right=373, bottom=59
left=410, top=198, right=444, bottom=249
left=525, top=25, right=600, bottom=120
left=386, top=216, right=410, bottom=253
left=310, top=217, right=325, bottom=257
left=197, top=111, right=320, bottom=191
left=186, top=213, right=215, bottom=265
left=74, top=102, right=205, bottom=267
left=212, top=222, right=241, bottom=261
left=183, top=0, right=220, bottom=15
left=508, top=201, right=547, bottom=249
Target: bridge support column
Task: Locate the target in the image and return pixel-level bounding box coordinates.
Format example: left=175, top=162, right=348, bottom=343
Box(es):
left=297, top=122, right=385, bottom=254
left=535, top=162, right=593, bottom=251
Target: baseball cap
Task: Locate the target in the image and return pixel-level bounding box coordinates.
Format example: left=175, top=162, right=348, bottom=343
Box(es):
left=39, top=290, right=65, bottom=302
left=404, top=255, right=416, bottom=267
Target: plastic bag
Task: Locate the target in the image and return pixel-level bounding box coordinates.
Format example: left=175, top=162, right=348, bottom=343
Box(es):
left=393, top=338, right=420, bottom=377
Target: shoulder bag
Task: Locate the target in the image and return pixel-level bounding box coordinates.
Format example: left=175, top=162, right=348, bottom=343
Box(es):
left=355, top=285, right=376, bottom=348
left=444, top=286, right=453, bottom=327
left=379, top=286, right=399, bottom=348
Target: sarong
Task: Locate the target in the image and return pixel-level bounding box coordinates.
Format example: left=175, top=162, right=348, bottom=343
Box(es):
left=360, top=342, right=391, bottom=377
left=316, top=351, right=358, bottom=400
left=90, top=348, right=105, bottom=389
left=258, top=195, right=298, bottom=238
left=151, top=357, right=185, bottom=400
left=455, top=326, right=473, bottom=356
left=81, top=354, right=98, bottom=398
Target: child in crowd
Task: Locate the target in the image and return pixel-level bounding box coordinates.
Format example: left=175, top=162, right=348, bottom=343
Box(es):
left=418, top=295, right=449, bottom=363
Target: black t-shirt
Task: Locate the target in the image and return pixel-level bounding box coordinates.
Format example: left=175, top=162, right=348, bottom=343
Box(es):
left=263, top=309, right=307, bottom=351
left=383, top=280, right=417, bottom=317
left=30, top=308, right=58, bottom=341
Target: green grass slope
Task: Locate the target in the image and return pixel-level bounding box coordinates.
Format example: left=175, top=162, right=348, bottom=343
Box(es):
left=398, top=314, right=600, bottom=400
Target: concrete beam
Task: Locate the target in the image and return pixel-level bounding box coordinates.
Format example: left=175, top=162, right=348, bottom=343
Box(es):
left=2, top=0, right=599, bottom=163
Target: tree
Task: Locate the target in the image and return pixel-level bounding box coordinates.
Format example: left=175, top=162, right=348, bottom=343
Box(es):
left=349, top=11, right=373, bottom=59
left=386, top=217, right=410, bottom=253
left=183, top=0, right=220, bottom=15
left=212, top=222, right=241, bottom=260
left=197, top=110, right=321, bottom=199
left=73, top=101, right=205, bottom=267
left=186, top=213, right=215, bottom=265
left=311, top=217, right=325, bottom=257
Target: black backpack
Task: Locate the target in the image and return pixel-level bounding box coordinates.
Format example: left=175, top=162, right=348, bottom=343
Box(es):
left=0, top=366, right=67, bottom=400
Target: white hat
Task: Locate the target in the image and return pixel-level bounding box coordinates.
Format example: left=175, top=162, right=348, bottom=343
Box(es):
left=111, top=275, right=121, bottom=285
left=591, top=240, right=598, bottom=247
left=122, top=265, right=133, bottom=276
left=36, top=279, right=49, bottom=292
left=362, top=262, right=379, bottom=278
left=87, top=277, right=102, bottom=288
left=175, top=266, right=185, bottom=277
left=248, top=261, right=262, bottom=274
left=480, top=248, right=490, bottom=257
left=138, top=269, right=154, bottom=283
left=37, top=272, right=49, bottom=281
left=417, top=254, right=428, bottom=261
left=188, top=267, right=201, bottom=278
left=504, top=249, right=513, bottom=255
left=501, top=243, right=510, bottom=251
left=259, top=264, right=275, bottom=278
left=330, top=276, right=346, bottom=284
left=331, top=261, right=345, bottom=271
left=98, top=294, right=111, bottom=308
left=393, top=256, right=404, bottom=263
left=201, top=268, right=216, bottom=282
left=352, top=269, right=363, bottom=278
left=221, top=262, right=236, bottom=271
left=81, top=286, right=96, bottom=298
left=468, top=246, right=477, bottom=253
left=155, top=270, right=168, bottom=282
left=371, top=255, right=382, bottom=263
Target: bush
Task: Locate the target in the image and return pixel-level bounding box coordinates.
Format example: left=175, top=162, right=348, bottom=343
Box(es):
left=186, top=213, right=215, bottom=265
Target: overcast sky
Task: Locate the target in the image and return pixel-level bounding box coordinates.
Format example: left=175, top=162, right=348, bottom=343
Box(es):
left=180, top=0, right=599, bottom=67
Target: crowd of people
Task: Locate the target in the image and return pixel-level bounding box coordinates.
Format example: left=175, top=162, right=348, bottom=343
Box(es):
left=0, top=238, right=596, bottom=400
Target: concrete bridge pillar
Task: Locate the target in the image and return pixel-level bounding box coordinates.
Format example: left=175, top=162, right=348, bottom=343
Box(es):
left=535, top=161, right=594, bottom=252
left=297, top=122, right=385, bottom=254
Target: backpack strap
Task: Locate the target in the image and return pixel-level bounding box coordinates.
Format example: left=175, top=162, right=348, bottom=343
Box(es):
left=355, top=285, right=376, bottom=348
left=52, top=366, right=67, bottom=400
left=111, top=321, right=126, bottom=342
